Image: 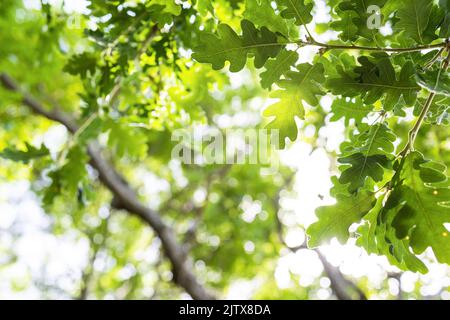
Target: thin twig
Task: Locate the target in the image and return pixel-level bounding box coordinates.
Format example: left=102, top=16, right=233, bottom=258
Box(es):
left=399, top=47, right=450, bottom=157
left=302, top=40, right=447, bottom=53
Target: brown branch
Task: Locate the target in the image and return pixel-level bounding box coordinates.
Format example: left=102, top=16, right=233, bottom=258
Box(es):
left=0, top=73, right=215, bottom=300
left=315, top=250, right=367, bottom=300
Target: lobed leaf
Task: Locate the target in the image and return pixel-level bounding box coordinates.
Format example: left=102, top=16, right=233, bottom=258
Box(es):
left=263, top=63, right=325, bottom=148
left=307, top=185, right=375, bottom=247
left=192, top=20, right=283, bottom=72
left=0, top=143, right=49, bottom=164
left=260, top=49, right=299, bottom=89
left=275, top=0, right=313, bottom=27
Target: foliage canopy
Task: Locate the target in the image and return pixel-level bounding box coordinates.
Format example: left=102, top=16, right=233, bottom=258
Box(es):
left=0, top=0, right=449, bottom=299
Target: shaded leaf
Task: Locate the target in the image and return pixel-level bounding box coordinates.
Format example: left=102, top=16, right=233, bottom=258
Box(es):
left=338, top=123, right=396, bottom=192
left=416, top=68, right=450, bottom=97
left=192, top=20, right=282, bottom=72
left=326, top=55, right=419, bottom=108
left=440, top=0, right=450, bottom=37
left=395, top=0, right=433, bottom=44
left=357, top=193, right=428, bottom=273
left=339, top=153, right=390, bottom=193
left=392, top=151, right=450, bottom=264
left=63, top=52, right=97, bottom=79
left=331, top=0, right=388, bottom=42
left=0, top=143, right=49, bottom=164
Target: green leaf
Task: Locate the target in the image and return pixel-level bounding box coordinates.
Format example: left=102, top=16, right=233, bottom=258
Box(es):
left=195, top=0, right=214, bottom=16
left=330, top=98, right=374, bottom=125
left=416, top=68, right=450, bottom=97
left=106, top=120, right=148, bottom=160
left=440, top=0, right=450, bottom=37
left=330, top=10, right=359, bottom=42
left=421, top=5, right=445, bottom=43
left=244, top=0, right=299, bottom=38
left=43, top=146, right=88, bottom=206
left=414, top=96, right=450, bottom=125
left=338, top=123, right=396, bottom=192
left=326, top=55, right=419, bottom=108
left=263, top=63, right=325, bottom=148
left=275, top=0, right=313, bottom=27
left=395, top=0, right=433, bottom=44
left=150, top=0, right=181, bottom=16
left=0, top=143, right=49, bottom=164
left=63, top=52, right=98, bottom=79
left=263, top=90, right=303, bottom=148
left=357, top=193, right=428, bottom=273
left=192, top=19, right=283, bottom=72
left=338, top=153, right=390, bottom=193
left=392, top=151, right=450, bottom=264
left=307, top=185, right=375, bottom=247
left=259, top=49, right=298, bottom=89
left=330, top=0, right=388, bottom=43
left=277, top=63, right=325, bottom=107
left=343, top=122, right=396, bottom=156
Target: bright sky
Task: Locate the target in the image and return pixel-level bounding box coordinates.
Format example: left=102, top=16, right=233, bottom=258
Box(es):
left=24, top=0, right=90, bottom=13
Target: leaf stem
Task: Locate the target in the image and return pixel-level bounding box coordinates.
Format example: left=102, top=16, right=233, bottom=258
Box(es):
left=297, top=40, right=448, bottom=53
left=399, top=47, right=450, bottom=157
left=424, top=47, right=445, bottom=69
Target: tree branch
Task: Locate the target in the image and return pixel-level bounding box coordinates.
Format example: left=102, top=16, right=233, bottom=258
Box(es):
left=0, top=73, right=215, bottom=300
left=303, top=40, right=448, bottom=53
left=315, top=250, right=367, bottom=300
